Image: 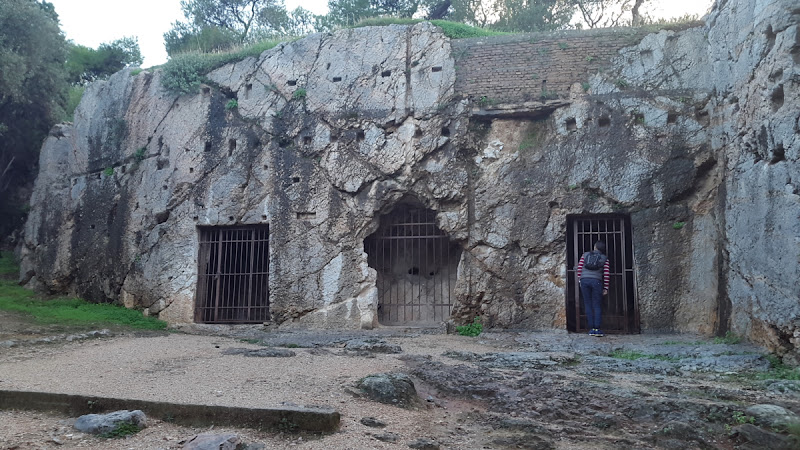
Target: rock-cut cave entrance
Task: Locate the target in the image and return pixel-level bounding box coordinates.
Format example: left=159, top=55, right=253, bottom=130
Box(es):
left=195, top=226, right=270, bottom=324
left=364, top=205, right=461, bottom=326
left=566, top=215, right=640, bottom=334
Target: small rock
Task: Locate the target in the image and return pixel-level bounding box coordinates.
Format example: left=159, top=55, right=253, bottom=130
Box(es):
left=372, top=432, right=400, bottom=443
left=731, top=424, right=794, bottom=450
left=222, top=348, right=296, bottom=357
left=407, top=437, right=440, bottom=449
left=357, top=373, right=419, bottom=408
left=344, top=338, right=402, bottom=354
left=745, top=404, right=800, bottom=430
left=360, top=417, right=387, bottom=428
left=73, top=410, right=147, bottom=435
left=182, top=433, right=241, bottom=450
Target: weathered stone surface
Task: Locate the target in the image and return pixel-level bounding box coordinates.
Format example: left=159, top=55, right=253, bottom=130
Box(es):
left=221, top=347, right=296, bottom=357
left=344, top=338, right=402, bottom=354
left=73, top=410, right=146, bottom=435
left=18, top=0, right=800, bottom=363
left=407, top=437, right=440, bottom=449
left=360, top=416, right=387, bottom=428
left=181, top=433, right=240, bottom=450
left=357, top=373, right=419, bottom=408
left=745, top=404, right=800, bottom=430
left=731, top=424, right=795, bottom=450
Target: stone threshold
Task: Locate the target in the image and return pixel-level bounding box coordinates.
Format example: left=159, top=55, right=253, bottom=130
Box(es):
left=0, top=390, right=340, bottom=433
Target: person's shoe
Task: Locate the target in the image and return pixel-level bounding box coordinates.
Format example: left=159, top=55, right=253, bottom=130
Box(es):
left=594, top=329, right=605, bottom=337
left=588, top=328, right=599, bottom=336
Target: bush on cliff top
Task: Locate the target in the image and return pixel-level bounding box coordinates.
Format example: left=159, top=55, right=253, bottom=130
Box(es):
left=352, top=18, right=507, bottom=39
left=161, top=38, right=284, bottom=95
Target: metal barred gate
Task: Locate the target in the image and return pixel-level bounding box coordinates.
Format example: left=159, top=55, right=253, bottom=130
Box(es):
left=364, top=207, right=461, bottom=326
left=195, top=226, right=270, bottom=323
left=566, top=215, right=639, bottom=333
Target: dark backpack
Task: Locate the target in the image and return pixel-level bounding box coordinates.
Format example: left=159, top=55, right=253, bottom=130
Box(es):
left=583, top=251, right=606, bottom=270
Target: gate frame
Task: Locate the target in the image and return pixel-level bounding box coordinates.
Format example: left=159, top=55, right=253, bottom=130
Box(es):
left=565, top=214, right=640, bottom=334
left=194, top=225, right=270, bottom=324
left=364, top=204, right=460, bottom=326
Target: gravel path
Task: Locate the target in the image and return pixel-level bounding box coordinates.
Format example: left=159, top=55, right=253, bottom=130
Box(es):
left=1, top=327, right=796, bottom=449
left=0, top=330, right=506, bottom=449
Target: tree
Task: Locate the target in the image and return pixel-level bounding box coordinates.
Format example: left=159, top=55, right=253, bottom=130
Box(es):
left=0, top=0, right=68, bottom=237
left=572, top=0, right=649, bottom=28
left=447, top=0, right=499, bottom=27
left=164, top=0, right=307, bottom=56
left=322, top=0, right=422, bottom=28
left=66, top=37, right=143, bottom=85
left=492, top=0, right=574, bottom=32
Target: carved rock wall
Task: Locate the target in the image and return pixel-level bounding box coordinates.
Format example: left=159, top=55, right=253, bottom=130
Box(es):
left=19, top=1, right=800, bottom=361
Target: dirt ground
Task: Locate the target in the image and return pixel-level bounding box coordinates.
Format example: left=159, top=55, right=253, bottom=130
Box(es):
left=1, top=313, right=798, bottom=450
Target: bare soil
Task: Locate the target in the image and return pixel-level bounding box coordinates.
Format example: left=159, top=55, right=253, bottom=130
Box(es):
left=0, top=314, right=797, bottom=450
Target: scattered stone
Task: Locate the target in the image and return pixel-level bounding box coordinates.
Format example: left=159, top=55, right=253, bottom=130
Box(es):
left=344, top=338, right=402, bottom=354
left=182, top=433, right=241, bottom=450
left=73, top=410, right=147, bottom=435
left=372, top=432, right=400, bottom=443
left=357, top=373, right=419, bottom=407
left=407, top=437, right=440, bottom=449
left=744, top=404, right=800, bottom=430
left=731, top=424, right=794, bottom=450
left=222, top=348, right=296, bottom=357
left=765, top=380, right=800, bottom=397
left=491, top=435, right=554, bottom=450
left=360, top=417, right=387, bottom=428
left=592, top=412, right=616, bottom=429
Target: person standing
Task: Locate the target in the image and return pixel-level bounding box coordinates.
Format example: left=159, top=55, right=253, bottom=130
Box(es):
left=576, top=241, right=610, bottom=337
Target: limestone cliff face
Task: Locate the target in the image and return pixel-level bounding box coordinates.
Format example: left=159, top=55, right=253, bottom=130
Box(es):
left=20, top=2, right=800, bottom=360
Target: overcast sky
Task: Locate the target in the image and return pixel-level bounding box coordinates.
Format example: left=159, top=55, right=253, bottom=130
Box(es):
left=48, top=0, right=715, bottom=68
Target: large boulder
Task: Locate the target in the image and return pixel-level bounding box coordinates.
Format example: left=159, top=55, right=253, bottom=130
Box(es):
left=73, top=410, right=147, bottom=435
left=357, top=372, right=419, bottom=408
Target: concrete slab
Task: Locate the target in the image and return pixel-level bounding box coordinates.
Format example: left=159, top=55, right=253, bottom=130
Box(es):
left=0, top=390, right=340, bottom=433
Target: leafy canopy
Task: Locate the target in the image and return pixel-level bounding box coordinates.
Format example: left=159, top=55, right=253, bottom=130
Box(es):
left=66, top=37, right=143, bottom=85
left=0, top=0, right=68, bottom=235
left=165, top=0, right=312, bottom=56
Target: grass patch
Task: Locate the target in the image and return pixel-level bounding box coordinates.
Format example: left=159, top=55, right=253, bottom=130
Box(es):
left=456, top=316, right=483, bottom=337
left=758, top=354, right=800, bottom=381
left=100, top=423, right=142, bottom=439
left=0, top=254, right=166, bottom=330
left=161, top=39, right=284, bottom=95
left=713, top=331, right=741, bottom=345
left=352, top=18, right=507, bottom=39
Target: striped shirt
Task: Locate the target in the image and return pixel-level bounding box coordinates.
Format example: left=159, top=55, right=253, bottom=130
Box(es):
left=576, top=253, right=610, bottom=290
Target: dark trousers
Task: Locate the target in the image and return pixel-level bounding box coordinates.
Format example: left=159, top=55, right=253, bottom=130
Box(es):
left=580, top=278, right=603, bottom=330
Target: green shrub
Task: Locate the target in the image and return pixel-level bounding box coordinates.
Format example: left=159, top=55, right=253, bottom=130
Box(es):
left=292, top=88, right=307, bottom=100
left=64, top=85, right=85, bottom=122
left=713, top=331, right=740, bottom=344
left=758, top=354, right=800, bottom=380
left=100, top=423, right=141, bottom=439
left=103, top=167, right=114, bottom=176
left=133, top=147, right=146, bottom=162
left=130, top=68, right=143, bottom=76
left=672, top=221, right=686, bottom=230
left=160, top=39, right=283, bottom=95
left=457, top=316, right=483, bottom=337
left=225, top=98, right=238, bottom=109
